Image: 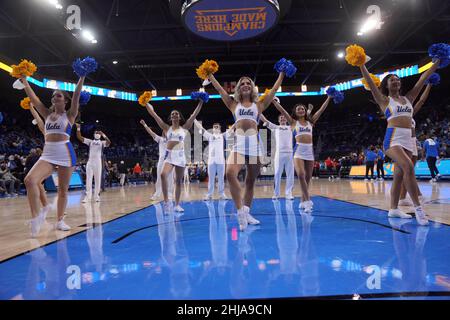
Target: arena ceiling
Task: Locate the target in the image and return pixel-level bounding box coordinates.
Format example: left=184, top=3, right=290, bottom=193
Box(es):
left=0, top=0, right=449, bottom=94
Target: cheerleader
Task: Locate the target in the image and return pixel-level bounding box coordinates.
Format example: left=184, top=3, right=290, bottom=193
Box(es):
left=27, top=103, right=53, bottom=222
left=21, top=74, right=86, bottom=236
left=194, top=120, right=235, bottom=200
left=358, top=61, right=440, bottom=226
left=271, top=95, right=333, bottom=213
left=140, top=119, right=174, bottom=201
left=398, top=84, right=432, bottom=206
left=76, top=124, right=111, bottom=203
left=207, top=66, right=287, bottom=231
left=144, top=101, right=204, bottom=212
left=260, top=111, right=295, bottom=200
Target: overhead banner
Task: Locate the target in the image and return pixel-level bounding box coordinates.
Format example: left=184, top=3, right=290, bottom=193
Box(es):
left=182, top=0, right=280, bottom=41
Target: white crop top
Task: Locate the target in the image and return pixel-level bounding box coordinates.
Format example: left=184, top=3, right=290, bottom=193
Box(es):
left=45, top=112, right=72, bottom=137
left=167, top=127, right=186, bottom=149
left=294, top=121, right=313, bottom=138
left=234, top=103, right=260, bottom=124
left=385, top=97, right=413, bottom=120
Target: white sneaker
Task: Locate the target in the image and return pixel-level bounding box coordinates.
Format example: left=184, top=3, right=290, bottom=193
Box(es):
left=39, top=204, right=52, bottom=224
left=304, top=201, right=313, bottom=213
left=388, top=209, right=412, bottom=219
left=299, top=201, right=305, bottom=209
left=151, top=193, right=160, bottom=201
left=30, top=216, right=42, bottom=238
left=244, top=206, right=260, bottom=225
left=82, top=196, right=91, bottom=203
left=329, top=177, right=332, bottom=181
left=163, top=201, right=173, bottom=214
left=285, top=194, right=295, bottom=201
left=364, top=179, right=369, bottom=182
left=272, top=195, right=279, bottom=200
left=203, top=194, right=212, bottom=201
left=237, top=207, right=248, bottom=231
left=174, top=205, right=184, bottom=212
left=56, top=219, right=71, bottom=231
left=219, top=193, right=227, bottom=200
left=95, top=196, right=100, bottom=202
left=414, top=206, right=429, bottom=226
left=398, top=199, right=414, bottom=206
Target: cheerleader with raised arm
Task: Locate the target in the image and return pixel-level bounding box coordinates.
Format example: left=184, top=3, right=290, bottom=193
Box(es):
left=270, top=89, right=341, bottom=213
left=18, top=57, right=96, bottom=236
left=142, top=95, right=205, bottom=213
left=349, top=43, right=447, bottom=225
left=204, top=58, right=295, bottom=231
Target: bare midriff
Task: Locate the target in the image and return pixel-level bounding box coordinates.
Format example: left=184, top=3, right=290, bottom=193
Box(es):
left=387, top=116, right=413, bottom=129
left=235, top=119, right=258, bottom=136
left=45, top=134, right=69, bottom=143
left=167, top=141, right=183, bottom=150
left=295, top=135, right=313, bottom=144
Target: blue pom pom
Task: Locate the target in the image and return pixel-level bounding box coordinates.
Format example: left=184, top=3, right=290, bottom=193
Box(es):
left=333, top=91, right=345, bottom=104
left=326, top=87, right=344, bottom=104
left=274, top=58, right=297, bottom=78
left=326, top=87, right=337, bottom=96
left=0, top=112, right=3, bottom=124
left=72, top=56, right=98, bottom=77
left=429, top=43, right=450, bottom=68
left=437, top=57, right=450, bottom=69
left=425, top=73, right=441, bottom=86
left=274, top=58, right=287, bottom=73
left=79, top=91, right=91, bottom=105
left=191, top=91, right=209, bottom=103
left=284, top=61, right=297, bottom=78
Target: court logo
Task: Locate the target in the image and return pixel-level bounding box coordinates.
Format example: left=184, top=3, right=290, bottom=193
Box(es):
left=366, top=265, right=381, bottom=290
left=66, top=265, right=81, bottom=290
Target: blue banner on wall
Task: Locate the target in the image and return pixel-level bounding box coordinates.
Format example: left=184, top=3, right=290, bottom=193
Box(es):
left=182, top=0, right=280, bottom=41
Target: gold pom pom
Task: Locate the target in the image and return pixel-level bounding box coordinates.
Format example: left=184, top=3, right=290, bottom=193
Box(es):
left=11, top=59, right=37, bottom=78
left=345, top=45, right=367, bottom=67
left=196, top=59, right=219, bottom=80
left=138, top=91, right=152, bottom=106
left=362, top=74, right=381, bottom=91
left=20, top=97, right=31, bottom=110
left=258, top=89, right=271, bottom=102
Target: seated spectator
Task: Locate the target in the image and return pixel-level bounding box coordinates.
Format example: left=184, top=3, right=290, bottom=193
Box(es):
left=133, top=163, right=142, bottom=179
left=0, top=162, right=21, bottom=196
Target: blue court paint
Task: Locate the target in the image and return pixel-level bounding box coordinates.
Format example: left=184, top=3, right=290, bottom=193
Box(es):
left=1, top=197, right=450, bottom=300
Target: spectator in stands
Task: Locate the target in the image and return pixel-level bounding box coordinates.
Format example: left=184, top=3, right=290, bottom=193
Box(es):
left=423, top=135, right=440, bottom=182
left=364, top=146, right=377, bottom=181
left=375, top=145, right=385, bottom=181
left=325, top=157, right=334, bottom=181
left=118, top=160, right=128, bottom=186
left=133, top=162, right=142, bottom=179
left=0, top=162, right=21, bottom=196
